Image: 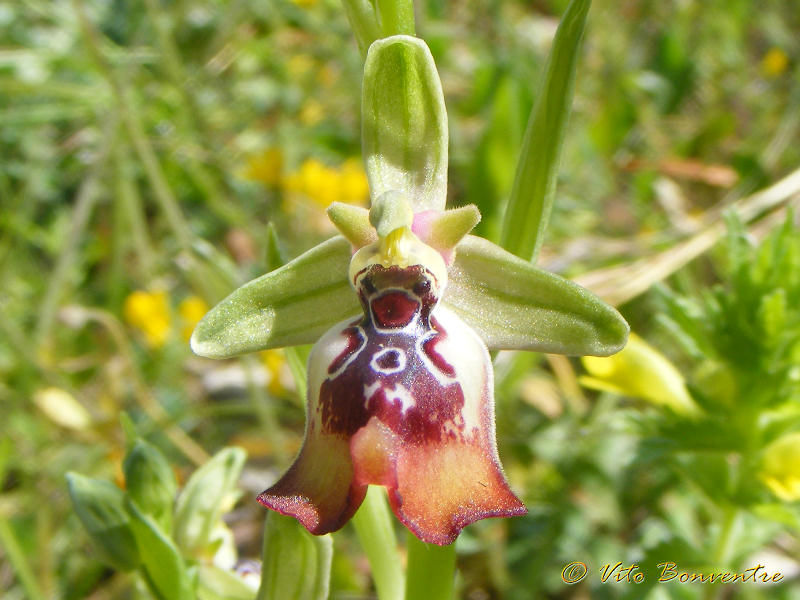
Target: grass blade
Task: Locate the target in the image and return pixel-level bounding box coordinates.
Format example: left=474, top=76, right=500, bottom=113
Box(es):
left=500, top=0, right=591, bottom=262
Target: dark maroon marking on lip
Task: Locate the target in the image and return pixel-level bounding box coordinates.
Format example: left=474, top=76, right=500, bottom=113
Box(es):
left=370, top=292, right=420, bottom=329
left=376, top=349, right=401, bottom=370
left=327, top=326, right=365, bottom=374
left=422, top=335, right=456, bottom=378
left=318, top=308, right=466, bottom=443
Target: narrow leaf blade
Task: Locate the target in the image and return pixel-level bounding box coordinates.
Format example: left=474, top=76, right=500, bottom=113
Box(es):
left=126, top=498, right=196, bottom=600
left=444, top=235, right=628, bottom=355
left=191, top=236, right=359, bottom=358
left=500, top=0, right=591, bottom=262
left=362, top=35, right=448, bottom=212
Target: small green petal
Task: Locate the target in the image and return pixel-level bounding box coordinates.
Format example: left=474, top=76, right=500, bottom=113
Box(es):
left=191, top=237, right=359, bottom=358
left=426, top=204, right=481, bottom=252
left=362, top=35, right=448, bottom=212
left=443, top=235, right=629, bottom=355
left=327, top=203, right=376, bottom=248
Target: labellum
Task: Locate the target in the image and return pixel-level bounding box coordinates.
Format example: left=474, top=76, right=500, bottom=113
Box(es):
left=258, top=212, right=526, bottom=545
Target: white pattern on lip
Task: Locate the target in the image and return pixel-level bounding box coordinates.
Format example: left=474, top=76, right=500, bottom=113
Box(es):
left=369, top=347, right=407, bottom=375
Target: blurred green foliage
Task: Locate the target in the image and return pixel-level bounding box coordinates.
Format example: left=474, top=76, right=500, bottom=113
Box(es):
left=2, top=0, right=800, bottom=598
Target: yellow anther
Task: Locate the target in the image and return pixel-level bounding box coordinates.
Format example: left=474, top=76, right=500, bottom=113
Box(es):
left=380, top=227, right=412, bottom=267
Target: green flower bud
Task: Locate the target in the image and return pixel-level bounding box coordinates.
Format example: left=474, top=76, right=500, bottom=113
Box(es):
left=66, top=472, right=140, bottom=571
left=174, top=447, right=246, bottom=558
left=123, top=439, right=177, bottom=533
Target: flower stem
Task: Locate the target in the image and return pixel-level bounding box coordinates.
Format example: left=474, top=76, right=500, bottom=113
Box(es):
left=704, top=507, right=740, bottom=600
left=404, top=533, right=456, bottom=600
left=376, top=0, right=416, bottom=37
left=351, top=486, right=405, bottom=600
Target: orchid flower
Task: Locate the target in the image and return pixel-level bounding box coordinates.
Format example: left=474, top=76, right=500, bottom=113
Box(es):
left=191, top=36, right=628, bottom=545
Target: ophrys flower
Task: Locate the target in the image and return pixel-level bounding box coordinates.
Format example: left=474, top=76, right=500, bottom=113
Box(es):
left=191, top=35, right=628, bottom=545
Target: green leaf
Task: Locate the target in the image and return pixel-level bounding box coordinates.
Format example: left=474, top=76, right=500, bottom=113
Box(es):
left=257, top=513, right=333, bottom=600
left=191, top=236, right=359, bottom=358
left=443, top=235, right=628, bottom=355
left=264, top=222, right=288, bottom=272
left=126, top=498, right=196, bottom=600
left=197, top=565, right=257, bottom=600
left=362, top=35, right=448, bottom=212
left=123, top=439, right=178, bottom=534
left=66, top=472, right=140, bottom=571
left=500, top=0, right=591, bottom=262
left=174, top=447, right=246, bottom=557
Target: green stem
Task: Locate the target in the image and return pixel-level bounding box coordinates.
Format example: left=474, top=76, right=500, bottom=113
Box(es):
left=341, top=0, right=382, bottom=57
left=34, top=120, right=114, bottom=350
left=242, top=355, right=287, bottom=461
left=404, top=533, right=456, bottom=600
left=351, top=487, right=405, bottom=600
left=376, top=0, right=416, bottom=37
left=0, top=518, right=46, bottom=600
left=704, top=507, right=740, bottom=600
left=284, top=347, right=308, bottom=404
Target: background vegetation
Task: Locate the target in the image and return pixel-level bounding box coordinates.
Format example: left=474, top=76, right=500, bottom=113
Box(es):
left=2, top=0, right=800, bottom=598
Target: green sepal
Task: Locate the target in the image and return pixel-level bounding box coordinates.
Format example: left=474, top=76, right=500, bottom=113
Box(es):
left=66, top=472, right=140, bottom=571
left=174, top=447, right=246, bottom=558
left=191, top=236, right=359, bottom=358
left=362, top=35, right=448, bottom=212
left=444, top=235, right=629, bottom=355
left=327, top=203, right=376, bottom=248
left=257, top=512, right=333, bottom=600
left=123, top=439, right=178, bottom=534
left=126, top=497, right=196, bottom=600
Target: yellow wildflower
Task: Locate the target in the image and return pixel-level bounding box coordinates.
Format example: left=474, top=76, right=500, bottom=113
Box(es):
left=33, top=387, right=92, bottom=430
left=761, top=48, right=789, bottom=78
left=123, top=290, right=171, bottom=348
left=284, top=158, right=340, bottom=207
left=318, top=63, right=339, bottom=88
left=283, top=157, right=369, bottom=208
left=243, top=148, right=283, bottom=186
left=287, top=53, right=315, bottom=78
left=261, top=349, right=290, bottom=396
left=299, top=99, right=324, bottom=126
left=179, top=296, right=209, bottom=343
left=339, top=158, right=370, bottom=205
left=580, top=332, right=700, bottom=417
left=760, top=432, right=800, bottom=501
